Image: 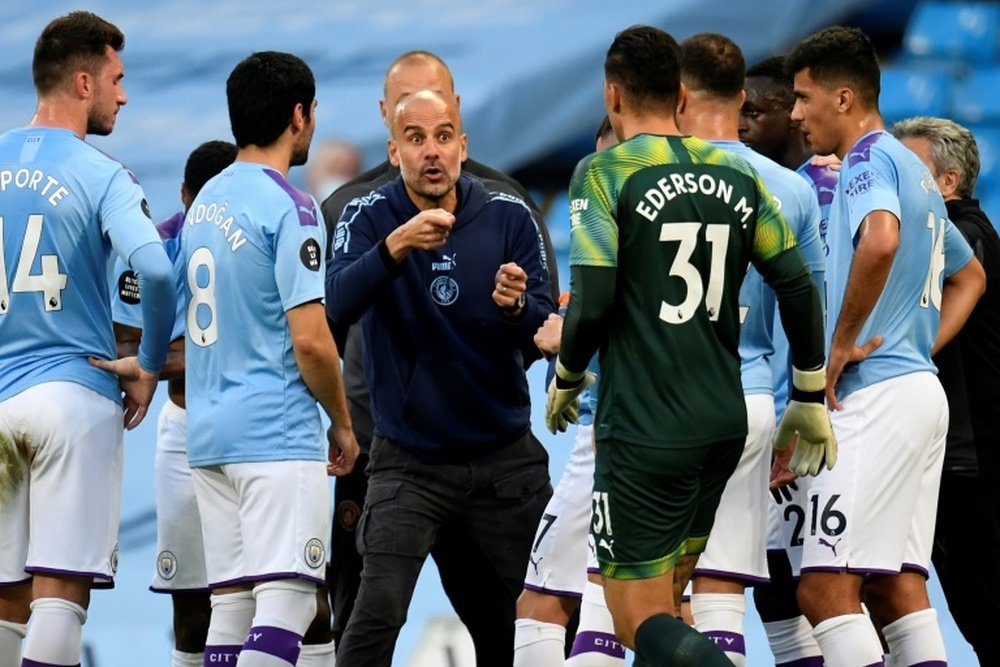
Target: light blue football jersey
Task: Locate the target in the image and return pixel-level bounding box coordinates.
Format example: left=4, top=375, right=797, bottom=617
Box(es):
left=182, top=162, right=326, bottom=467
left=710, top=141, right=825, bottom=396
left=773, top=159, right=838, bottom=417
left=111, top=211, right=186, bottom=339
left=0, top=127, right=161, bottom=404
left=827, top=131, right=973, bottom=400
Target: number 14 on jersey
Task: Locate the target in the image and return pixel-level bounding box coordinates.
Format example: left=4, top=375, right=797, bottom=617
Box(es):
left=0, top=214, right=69, bottom=314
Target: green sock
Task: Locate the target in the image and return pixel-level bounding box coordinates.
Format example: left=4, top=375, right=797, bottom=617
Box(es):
left=634, top=613, right=732, bottom=666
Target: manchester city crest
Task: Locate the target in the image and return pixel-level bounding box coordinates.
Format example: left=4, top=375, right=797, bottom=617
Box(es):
left=430, top=275, right=459, bottom=306
left=304, top=538, right=326, bottom=569
left=157, top=550, right=177, bottom=580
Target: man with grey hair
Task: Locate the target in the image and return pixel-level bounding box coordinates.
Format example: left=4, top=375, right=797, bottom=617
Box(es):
left=893, top=116, right=1000, bottom=666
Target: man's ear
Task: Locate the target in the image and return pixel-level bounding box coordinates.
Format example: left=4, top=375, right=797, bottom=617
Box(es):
left=938, top=168, right=961, bottom=199
left=291, top=102, right=306, bottom=133
left=180, top=183, right=193, bottom=211
left=387, top=137, right=400, bottom=167
left=604, top=80, right=622, bottom=116
left=676, top=81, right=689, bottom=115
left=836, top=87, right=854, bottom=114
left=73, top=71, right=92, bottom=99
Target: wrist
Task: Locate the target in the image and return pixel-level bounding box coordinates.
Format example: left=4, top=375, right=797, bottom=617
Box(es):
left=555, top=358, right=585, bottom=389
left=501, top=291, right=526, bottom=316
left=791, top=366, right=825, bottom=403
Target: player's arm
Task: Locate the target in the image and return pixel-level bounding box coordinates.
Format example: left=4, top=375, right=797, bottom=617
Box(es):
left=826, top=210, right=897, bottom=407
left=752, top=177, right=833, bottom=476
left=288, top=301, right=358, bottom=476
left=491, top=209, right=557, bottom=361
left=934, top=219, right=983, bottom=355
left=325, top=206, right=453, bottom=325
left=113, top=323, right=185, bottom=380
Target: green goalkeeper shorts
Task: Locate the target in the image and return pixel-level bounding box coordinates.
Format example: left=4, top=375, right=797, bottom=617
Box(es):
left=591, top=436, right=744, bottom=580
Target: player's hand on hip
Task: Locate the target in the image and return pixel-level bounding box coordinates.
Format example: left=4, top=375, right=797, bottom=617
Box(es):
left=774, top=366, right=837, bottom=476
left=544, top=359, right=596, bottom=434
left=825, top=335, right=883, bottom=410
left=88, top=356, right=158, bottom=430
left=533, top=313, right=564, bottom=356
left=493, top=262, right=528, bottom=311
left=327, top=424, right=359, bottom=477
left=385, top=208, right=454, bottom=260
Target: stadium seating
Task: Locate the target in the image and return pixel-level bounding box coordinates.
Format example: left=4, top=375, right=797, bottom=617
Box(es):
left=951, top=66, right=1000, bottom=125
left=879, top=65, right=954, bottom=125
left=903, top=1, right=1000, bottom=63
left=887, top=0, right=1000, bottom=204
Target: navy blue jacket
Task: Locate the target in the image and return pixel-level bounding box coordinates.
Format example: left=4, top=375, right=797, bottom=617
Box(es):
left=326, top=174, right=554, bottom=455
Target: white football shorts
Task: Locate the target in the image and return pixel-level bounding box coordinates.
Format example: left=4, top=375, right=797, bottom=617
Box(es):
left=523, top=423, right=594, bottom=598
left=694, top=393, right=775, bottom=583
left=765, top=473, right=811, bottom=577
left=0, top=381, right=123, bottom=584
left=801, top=372, right=947, bottom=574
left=192, top=459, right=330, bottom=588
left=150, top=400, right=208, bottom=593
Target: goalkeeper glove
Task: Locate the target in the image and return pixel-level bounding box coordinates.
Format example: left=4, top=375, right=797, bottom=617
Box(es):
left=773, top=366, right=837, bottom=476
left=545, top=359, right=596, bottom=434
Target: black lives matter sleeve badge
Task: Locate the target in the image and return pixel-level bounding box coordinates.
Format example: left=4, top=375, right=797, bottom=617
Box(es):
left=300, top=238, right=321, bottom=271
left=118, top=270, right=141, bottom=304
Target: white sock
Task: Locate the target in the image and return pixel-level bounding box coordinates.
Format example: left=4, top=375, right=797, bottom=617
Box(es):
left=691, top=592, right=746, bottom=666
left=881, top=608, right=946, bottom=667
left=239, top=580, right=317, bottom=666
left=566, top=581, right=624, bottom=666
left=0, top=619, right=27, bottom=667
left=171, top=649, right=204, bottom=666
left=812, top=613, right=884, bottom=667
left=297, top=640, right=336, bottom=666
left=513, top=618, right=565, bottom=667
left=205, top=591, right=255, bottom=664
left=762, top=616, right=823, bottom=666
left=21, top=597, right=87, bottom=666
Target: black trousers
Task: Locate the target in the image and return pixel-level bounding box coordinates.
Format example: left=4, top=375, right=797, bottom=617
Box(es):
left=932, top=470, right=1000, bottom=666
left=335, top=433, right=552, bottom=667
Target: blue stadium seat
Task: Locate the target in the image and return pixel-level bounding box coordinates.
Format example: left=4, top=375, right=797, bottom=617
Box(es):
left=903, top=1, right=1000, bottom=63
left=952, top=67, right=1000, bottom=125
left=971, top=125, right=1000, bottom=198
left=879, top=66, right=953, bottom=125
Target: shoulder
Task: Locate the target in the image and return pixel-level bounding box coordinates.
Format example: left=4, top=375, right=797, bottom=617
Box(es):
left=322, top=161, right=394, bottom=220
left=155, top=211, right=186, bottom=241
left=463, top=157, right=535, bottom=204
left=257, top=167, right=321, bottom=227
left=845, top=132, right=902, bottom=177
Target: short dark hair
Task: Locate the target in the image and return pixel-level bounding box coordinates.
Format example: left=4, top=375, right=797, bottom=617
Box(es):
left=746, top=56, right=795, bottom=109
left=605, top=25, right=682, bottom=113
left=680, top=33, right=745, bottom=99
left=226, top=51, right=315, bottom=149
left=594, top=115, right=614, bottom=143
left=33, top=11, right=125, bottom=95
left=184, top=140, right=238, bottom=197
left=786, top=26, right=880, bottom=109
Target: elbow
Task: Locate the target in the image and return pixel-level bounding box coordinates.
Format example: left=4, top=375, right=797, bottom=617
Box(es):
left=972, top=261, right=987, bottom=300
left=292, top=333, right=332, bottom=363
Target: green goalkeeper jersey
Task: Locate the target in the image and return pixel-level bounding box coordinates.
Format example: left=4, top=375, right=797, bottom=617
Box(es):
left=567, top=133, right=803, bottom=448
